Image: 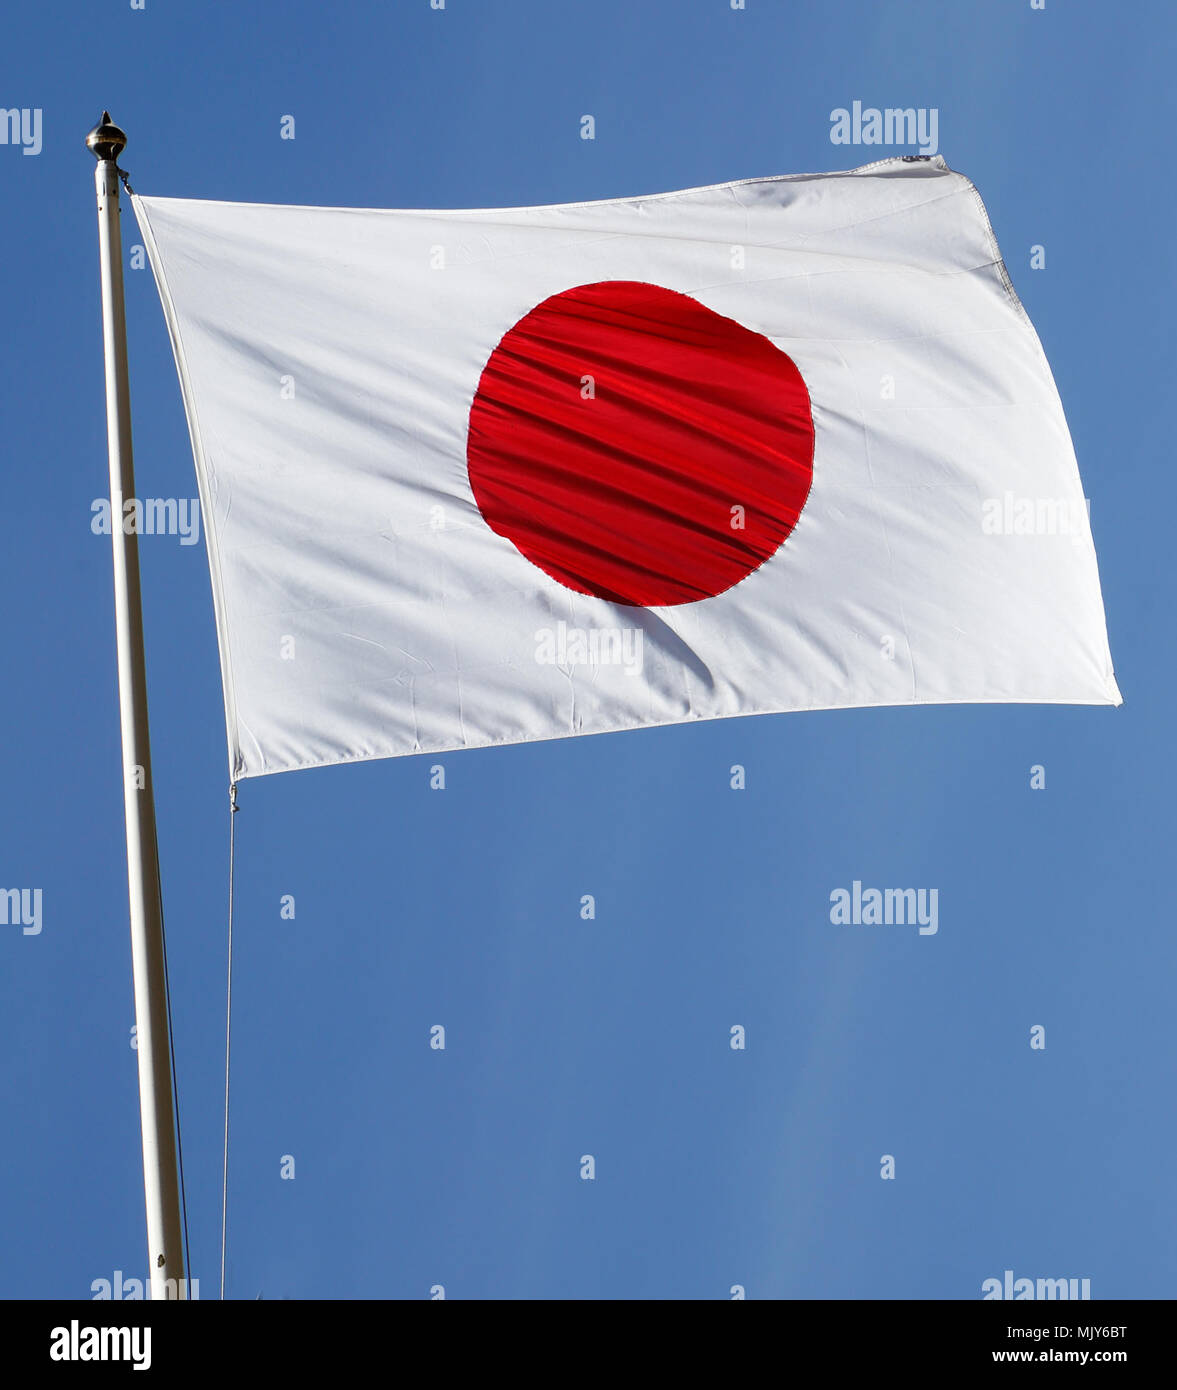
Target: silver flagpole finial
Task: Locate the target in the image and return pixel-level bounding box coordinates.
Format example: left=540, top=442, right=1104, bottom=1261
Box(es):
left=86, top=111, right=126, bottom=162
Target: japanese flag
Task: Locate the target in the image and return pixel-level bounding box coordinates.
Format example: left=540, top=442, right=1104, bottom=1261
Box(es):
left=132, top=156, right=1120, bottom=780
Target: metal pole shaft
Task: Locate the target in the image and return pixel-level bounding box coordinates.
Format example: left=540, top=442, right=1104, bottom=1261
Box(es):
left=89, top=116, right=186, bottom=1301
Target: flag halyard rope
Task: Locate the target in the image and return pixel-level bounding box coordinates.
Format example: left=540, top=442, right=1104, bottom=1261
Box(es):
left=220, top=781, right=238, bottom=1301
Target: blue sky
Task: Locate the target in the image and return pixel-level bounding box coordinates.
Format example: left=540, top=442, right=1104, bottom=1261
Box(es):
left=2, top=0, right=1173, bottom=1299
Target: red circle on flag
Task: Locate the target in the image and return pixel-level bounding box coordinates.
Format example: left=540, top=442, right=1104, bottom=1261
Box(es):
left=466, top=280, right=814, bottom=607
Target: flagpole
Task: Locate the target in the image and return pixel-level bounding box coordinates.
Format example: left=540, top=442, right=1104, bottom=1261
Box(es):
left=87, top=112, right=186, bottom=1301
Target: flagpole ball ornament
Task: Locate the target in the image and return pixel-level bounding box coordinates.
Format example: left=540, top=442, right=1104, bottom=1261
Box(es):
left=86, top=111, right=127, bottom=162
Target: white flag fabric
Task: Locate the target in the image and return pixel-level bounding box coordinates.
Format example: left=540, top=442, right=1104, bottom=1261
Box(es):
left=133, top=157, right=1120, bottom=780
